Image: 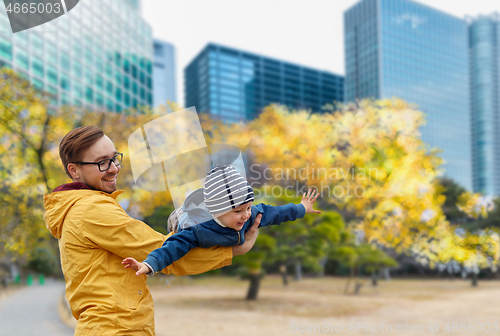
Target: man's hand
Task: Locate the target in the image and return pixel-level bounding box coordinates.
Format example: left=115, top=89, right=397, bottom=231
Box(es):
left=122, top=257, right=150, bottom=276
left=301, top=189, right=321, bottom=214
left=232, top=214, right=261, bottom=256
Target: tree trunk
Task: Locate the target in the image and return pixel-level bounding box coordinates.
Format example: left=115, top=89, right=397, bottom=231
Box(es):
left=382, top=267, right=391, bottom=281
left=246, top=272, right=261, bottom=300
left=471, top=272, right=478, bottom=287
left=37, top=148, right=51, bottom=193
left=279, top=265, right=288, bottom=286
left=294, top=261, right=302, bottom=281
left=354, top=281, right=363, bottom=295
left=344, top=267, right=354, bottom=294
left=318, top=257, right=328, bottom=277
left=37, top=115, right=51, bottom=193
left=371, top=270, right=378, bottom=286
left=9, top=263, right=19, bottom=281
left=354, top=265, right=363, bottom=295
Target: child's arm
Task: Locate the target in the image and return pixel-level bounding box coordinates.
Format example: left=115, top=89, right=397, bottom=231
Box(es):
left=124, top=217, right=263, bottom=277
left=124, top=228, right=201, bottom=276
left=253, top=189, right=321, bottom=228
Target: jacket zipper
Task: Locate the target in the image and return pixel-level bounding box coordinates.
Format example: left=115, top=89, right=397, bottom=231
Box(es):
left=237, top=231, right=240, bottom=245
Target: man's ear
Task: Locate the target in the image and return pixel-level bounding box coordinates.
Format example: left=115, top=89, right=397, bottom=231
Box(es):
left=67, top=163, right=79, bottom=180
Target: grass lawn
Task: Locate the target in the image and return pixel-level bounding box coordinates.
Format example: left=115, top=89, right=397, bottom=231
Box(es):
left=149, top=275, right=500, bottom=336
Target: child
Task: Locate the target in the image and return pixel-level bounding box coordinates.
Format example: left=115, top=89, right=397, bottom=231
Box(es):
left=122, top=165, right=321, bottom=276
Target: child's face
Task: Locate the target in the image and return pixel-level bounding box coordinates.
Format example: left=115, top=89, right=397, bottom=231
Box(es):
left=217, top=201, right=253, bottom=231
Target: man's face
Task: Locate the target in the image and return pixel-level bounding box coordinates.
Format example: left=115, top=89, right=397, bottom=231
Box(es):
left=216, top=201, right=253, bottom=231
left=69, top=135, right=120, bottom=194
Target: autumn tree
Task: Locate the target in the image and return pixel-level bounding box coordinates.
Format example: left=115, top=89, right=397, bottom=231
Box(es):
left=199, top=100, right=499, bottom=286
left=0, top=68, right=176, bottom=268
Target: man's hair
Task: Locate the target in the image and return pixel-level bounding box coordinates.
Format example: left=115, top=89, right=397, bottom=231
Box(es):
left=59, top=126, right=105, bottom=178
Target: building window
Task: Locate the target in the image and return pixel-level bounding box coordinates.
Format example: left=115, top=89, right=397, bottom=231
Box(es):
left=0, top=36, right=12, bottom=61
left=15, top=50, right=29, bottom=70
left=86, top=87, right=94, bottom=104
left=60, top=73, right=70, bottom=91
left=31, top=57, right=44, bottom=78
left=46, top=65, right=58, bottom=86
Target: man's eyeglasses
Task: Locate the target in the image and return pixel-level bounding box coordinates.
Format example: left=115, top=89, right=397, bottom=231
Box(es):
left=71, top=153, right=123, bottom=172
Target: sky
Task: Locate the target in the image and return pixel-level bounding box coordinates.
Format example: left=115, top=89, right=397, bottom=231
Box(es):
left=142, top=0, right=500, bottom=104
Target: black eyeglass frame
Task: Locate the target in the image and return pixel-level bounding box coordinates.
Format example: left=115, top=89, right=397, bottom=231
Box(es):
left=71, top=153, right=123, bottom=172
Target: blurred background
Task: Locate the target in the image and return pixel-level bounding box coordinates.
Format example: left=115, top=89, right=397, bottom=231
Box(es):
left=1, top=0, right=500, bottom=335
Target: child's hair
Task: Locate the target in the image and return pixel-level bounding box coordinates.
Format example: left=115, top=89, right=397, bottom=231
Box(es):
left=203, top=165, right=254, bottom=217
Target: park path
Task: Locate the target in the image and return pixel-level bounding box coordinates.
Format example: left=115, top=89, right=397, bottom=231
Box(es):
left=0, top=279, right=73, bottom=336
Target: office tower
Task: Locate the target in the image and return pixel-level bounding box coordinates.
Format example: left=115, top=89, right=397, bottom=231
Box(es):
left=0, top=0, right=153, bottom=112
left=345, top=0, right=472, bottom=190
left=185, top=43, right=344, bottom=123
left=126, top=0, right=141, bottom=11
left=153, top=39, right=177, bottom=107
left=469, top=14, right=500, bottom=195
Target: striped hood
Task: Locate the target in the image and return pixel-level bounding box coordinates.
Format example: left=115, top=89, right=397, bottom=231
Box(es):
left=203, top=165, right=254, bottom=217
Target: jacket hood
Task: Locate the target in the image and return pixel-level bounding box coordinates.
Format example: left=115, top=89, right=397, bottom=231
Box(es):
left=43, top=182, right=122, bottom=239
left=178, top=188, right=213, bottom=231
left=53, top=182, right=91, bottom=192
left=182, top=188, right=205, bottom=210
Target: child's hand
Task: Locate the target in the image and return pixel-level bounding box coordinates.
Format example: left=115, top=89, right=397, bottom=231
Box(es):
left=301, top=189, right=321, bottom=214
left=122, top=257, right=150, bottom=276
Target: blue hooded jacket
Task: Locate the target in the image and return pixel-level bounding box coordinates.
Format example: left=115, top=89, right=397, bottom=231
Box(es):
left=144, top=200, right=305, bottom=274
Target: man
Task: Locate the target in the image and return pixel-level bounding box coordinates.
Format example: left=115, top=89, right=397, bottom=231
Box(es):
left=44, top=126, right=260, bottom=336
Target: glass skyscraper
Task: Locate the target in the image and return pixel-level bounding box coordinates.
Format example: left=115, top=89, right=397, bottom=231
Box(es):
left=345, top=0, right=472, bottom=191
left=153, top=39, right=177, bottom=107
left=0, top=0, right=153, bottom=112
left=185, top=43, right=344, bottom=123
left=469, top=14, right=500, bottom=195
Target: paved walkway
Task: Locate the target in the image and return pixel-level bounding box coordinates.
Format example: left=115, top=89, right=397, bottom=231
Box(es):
left=0, top=280, right=73, bottom=336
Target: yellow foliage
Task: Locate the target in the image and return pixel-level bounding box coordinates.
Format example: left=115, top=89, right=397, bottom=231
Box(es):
left=457, top=191, right=494, bottom=219
left=0, top=69, right=174, bottom=261
left=202, top=99, right=497, bottom=268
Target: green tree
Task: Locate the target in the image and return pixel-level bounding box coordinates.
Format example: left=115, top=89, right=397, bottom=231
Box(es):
left=232, top=231, right=277, bottom=300
left=437, top=178, right=469, bottom=223
left=333, top=242, right=397, bottom=294
left=143, top=203, right=175, bottom=235
left=232, top=191, right=344, bottom=299
left=262, top=189, right=344, bottom=283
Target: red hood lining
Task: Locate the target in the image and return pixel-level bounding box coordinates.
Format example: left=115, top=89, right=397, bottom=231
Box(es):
left=53, top=182, right=92, bottom=192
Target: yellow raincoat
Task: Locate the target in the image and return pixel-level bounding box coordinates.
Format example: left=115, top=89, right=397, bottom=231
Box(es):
left=44, top=186, right=232, bottom=336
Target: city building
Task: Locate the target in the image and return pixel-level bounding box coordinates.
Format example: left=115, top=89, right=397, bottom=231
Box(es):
left=0, top=0, right=153, bottom=112
left=185, top=43, right=344, bottom=123
left=153, top=39, right=177, bottom=107
left=344, top=0, right=472, bottom=190
left=469, top=14, right=500, bottom=195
